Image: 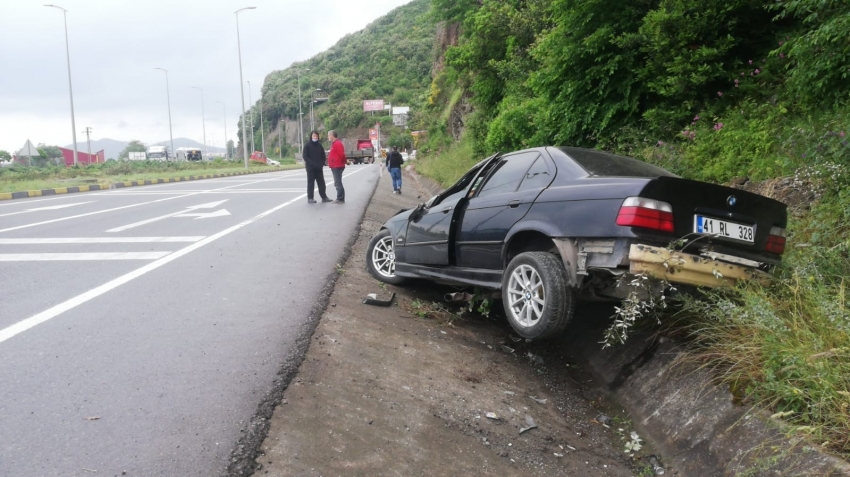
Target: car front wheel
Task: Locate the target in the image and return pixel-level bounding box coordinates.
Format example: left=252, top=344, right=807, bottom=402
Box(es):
left=502, top=252, right=575, bottom=339
left=366, top=229, right=406, bottom=285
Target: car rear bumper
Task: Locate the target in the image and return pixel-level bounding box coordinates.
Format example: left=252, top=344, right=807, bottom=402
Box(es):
left=628, top=244, right=771, bottom=287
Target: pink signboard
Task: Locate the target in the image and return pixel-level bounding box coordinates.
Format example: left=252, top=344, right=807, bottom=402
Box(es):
left=363, top=99, right=385, bottom=112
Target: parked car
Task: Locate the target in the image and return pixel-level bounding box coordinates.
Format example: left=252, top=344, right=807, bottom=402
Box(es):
left=366, top=147, right=788, bottom=339
left=250, top=151, right=268, bottom=163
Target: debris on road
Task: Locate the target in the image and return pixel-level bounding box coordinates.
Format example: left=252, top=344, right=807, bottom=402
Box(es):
left=594, top=414, right=612, bottom=427
left=648, top=455, right=666, bottom=475
left=362, top=292, right=396, bottom=306
left=519, top=415, right=538, bottom=434
left=84, top=416, right=100, bottom=421
left=529, top=396, right=548, bottom=405
left=444, top=291, right=473, bottom=302
left=527, top=352, right=545, bottom=366
left=501, top=345, right=515, bottom=354
left=485, top=412, right=500, bottom=420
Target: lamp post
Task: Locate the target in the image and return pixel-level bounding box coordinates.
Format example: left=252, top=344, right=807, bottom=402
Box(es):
left=310, top=88, right=322, bottom=132
left=153, top=67, right=175, bottom=159
left=44, top=4, right=79, bottom=165
left=215, top=101, right=227, bottom=159
left=296, top=67, right=309, bottom=155
left=247, top=80, right=255, bottom=154
left=235, top=6, right=256, bottom=169
left=190, top=86, right=207, bottom=160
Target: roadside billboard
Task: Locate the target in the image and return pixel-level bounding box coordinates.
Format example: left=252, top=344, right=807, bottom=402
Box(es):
left=363, top=99, right=384, bottom=112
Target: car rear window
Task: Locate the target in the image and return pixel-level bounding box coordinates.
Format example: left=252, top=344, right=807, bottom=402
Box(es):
left=558, top=147, right=677, bottom=178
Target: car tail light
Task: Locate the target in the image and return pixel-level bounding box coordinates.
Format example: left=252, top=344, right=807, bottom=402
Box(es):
left=765, top=226, right=786, bottom=255
left=616, top=197, right=674, bottom=233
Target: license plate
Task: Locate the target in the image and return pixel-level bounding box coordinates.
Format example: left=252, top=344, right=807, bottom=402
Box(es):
left=694, top=215, right=754, bottom=243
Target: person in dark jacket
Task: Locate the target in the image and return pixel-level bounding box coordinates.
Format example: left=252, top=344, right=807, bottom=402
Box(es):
left=303, top=131, right=331, bottom=203
left=386, top=146, right=404, bottom=194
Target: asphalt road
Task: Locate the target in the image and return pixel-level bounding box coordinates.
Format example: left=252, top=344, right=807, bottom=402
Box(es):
left=0, top=165, right=379, bottom=476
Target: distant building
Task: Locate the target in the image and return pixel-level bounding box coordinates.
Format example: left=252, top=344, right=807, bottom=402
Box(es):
left=59, top=147, right=105, bottom=166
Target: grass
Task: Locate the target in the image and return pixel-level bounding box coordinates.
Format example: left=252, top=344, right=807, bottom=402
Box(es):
left=0, top=160, right=303, bottom=193
left=413, top=137, right=477, bottom=188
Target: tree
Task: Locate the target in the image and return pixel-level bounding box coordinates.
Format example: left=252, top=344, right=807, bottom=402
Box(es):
left=227, top=140, right=235, bottom=159
left=118, top=140, right=146, bottom=160
left=0, top=150, right=10, bottom=161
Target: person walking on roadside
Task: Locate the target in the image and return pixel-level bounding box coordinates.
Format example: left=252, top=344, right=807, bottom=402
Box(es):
left=303, top=131, right=331, bottom=204
left=386, top=145, right=404, bottom=194
left=327, top=130, right=346, bottom=204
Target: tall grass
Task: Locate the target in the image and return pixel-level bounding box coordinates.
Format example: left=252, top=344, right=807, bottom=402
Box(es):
left=414, top=137, right=477, bottom=187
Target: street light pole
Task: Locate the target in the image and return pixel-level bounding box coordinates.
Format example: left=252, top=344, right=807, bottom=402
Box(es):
left=235, top=7, right=256, bottom=169
left=153, top=67, right=175, bottom=159
left=215, top=101, right=227, bottom=159
left=247, top=80, right=255, bottom=154
left=296, top=67, right=309, bottom=156
left=191, top=86, right=207, bottom=160
left=311, top=88, right=323, bottom=132
left=45, top=4, right=79, bottom=165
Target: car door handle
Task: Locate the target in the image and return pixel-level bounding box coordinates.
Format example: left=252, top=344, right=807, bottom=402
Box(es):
left=508, top=200, right=521, bottom=208
left=440, top=206, right=453, bottom=213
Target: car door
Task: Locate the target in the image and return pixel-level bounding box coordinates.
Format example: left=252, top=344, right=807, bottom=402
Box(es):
left=403, top=154, right=501, bottom=266
left=455, top=152, right=555, bottom=269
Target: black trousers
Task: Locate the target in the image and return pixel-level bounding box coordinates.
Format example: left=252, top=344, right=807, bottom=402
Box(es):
left=306, top=165, right=328, bottom=200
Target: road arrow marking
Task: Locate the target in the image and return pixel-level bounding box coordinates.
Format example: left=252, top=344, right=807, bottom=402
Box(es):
left=0, top=202, right=94, bottom=218
left=174, top=209, right=231, bottom=219
left=107, top=200, right=229, bottom=232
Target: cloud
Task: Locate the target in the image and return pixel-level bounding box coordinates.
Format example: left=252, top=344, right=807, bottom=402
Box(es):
left=0, top=0, right=414, bottom=152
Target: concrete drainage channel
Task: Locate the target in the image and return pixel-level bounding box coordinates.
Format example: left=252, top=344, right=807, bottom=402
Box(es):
left=408, top=169, right=850, bottom=477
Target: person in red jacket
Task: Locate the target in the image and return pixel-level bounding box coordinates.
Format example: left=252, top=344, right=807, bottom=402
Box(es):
left=326, top=130, right=346, bottom=203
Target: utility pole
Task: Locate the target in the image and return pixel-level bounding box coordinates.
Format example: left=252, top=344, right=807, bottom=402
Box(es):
left=84, top=126, right=92, bottom=163
left=247, top=80, right=255, bottom=153
left=296, top=67, right=309, bottom=155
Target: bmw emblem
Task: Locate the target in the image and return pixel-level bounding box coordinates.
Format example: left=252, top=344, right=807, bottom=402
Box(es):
left=727, top=195, right=737, bottom=207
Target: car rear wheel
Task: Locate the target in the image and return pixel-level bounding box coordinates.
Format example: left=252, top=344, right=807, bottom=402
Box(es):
left=502, top=252, right=575, bottom=339
left=367, top=229, right=406, bottom=285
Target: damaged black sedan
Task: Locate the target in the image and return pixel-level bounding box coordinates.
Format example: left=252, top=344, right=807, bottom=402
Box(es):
left=366, top=147, right=788, bottom=339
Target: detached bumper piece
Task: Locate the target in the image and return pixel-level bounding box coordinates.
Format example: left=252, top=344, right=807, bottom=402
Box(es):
left=628, top=244, right=770, bottom=288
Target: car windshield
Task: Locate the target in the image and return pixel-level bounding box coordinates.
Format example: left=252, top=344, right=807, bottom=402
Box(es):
left=429, top=156, right=495, bottom=207
left=558, top=147, right=677, bottom=178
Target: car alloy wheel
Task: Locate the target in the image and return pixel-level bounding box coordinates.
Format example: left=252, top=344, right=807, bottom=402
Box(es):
left=366, top=229, right=407, bottom=285
left=501, top=252, right=575, bottom=339
left=371, top=235, right=396, bottom=278
left=506, top=264, right=546, bottom=327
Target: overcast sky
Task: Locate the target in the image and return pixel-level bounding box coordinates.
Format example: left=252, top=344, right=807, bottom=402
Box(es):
left=0, top=0, right=413, bottom=153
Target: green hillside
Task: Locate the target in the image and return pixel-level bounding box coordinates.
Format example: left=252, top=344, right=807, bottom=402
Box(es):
left=241, top=0, right=435, bottom=151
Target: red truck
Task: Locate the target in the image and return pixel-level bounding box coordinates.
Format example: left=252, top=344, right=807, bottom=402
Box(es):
left=345, top=139, right=375, bottom=164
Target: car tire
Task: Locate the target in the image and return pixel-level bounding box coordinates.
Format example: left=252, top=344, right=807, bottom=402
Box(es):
left=366, top=229, right=406, bottom=285
left=501, top=252, right=575, bottom=339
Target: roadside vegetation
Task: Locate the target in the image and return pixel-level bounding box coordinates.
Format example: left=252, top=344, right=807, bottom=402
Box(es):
left=408, top=0, right=850, bottom=460
left=0, top=159, right=297, bottom=194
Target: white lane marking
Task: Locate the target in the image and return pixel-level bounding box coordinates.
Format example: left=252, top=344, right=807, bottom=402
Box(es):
left=0, top=202, right=94, bottom=218
left=0, top=192, right=308, bottom=345
left=0, top=252, right=170, bottom=261
left=106, top=200, right=229, bottom=232
left=174, top=209, right=231, bottom=219
left=0, top=174, right=297, bottom=234
left=0, top=237, right=205, bottom=244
